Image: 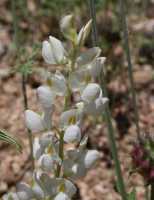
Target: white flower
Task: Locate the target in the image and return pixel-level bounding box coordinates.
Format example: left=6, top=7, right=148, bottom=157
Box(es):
left=3, top=193, right=19, bottom=200
left=81, top=83, right=101, bottom=104
left=37, top=86, right=55, bottom=109
left=42, top=36, right=65, bottom=64
left=63, top=139, right=100, bottom=179
left=76, top=47, right=101, bottom=66
left=39, top=154, right=61, bottom=172
left=16, top=183, right=34, bottom=200
left=32, top=183, right=45, bottom=199
left=25, top=109, right=52, bottom=133
left=84, top=96, right=108, bottom=116
left=63, top=179, right=76, bottom=197
left=49, top=71, right=67, bottom=96
left=54, top=192, right=70, bottom=200
left=34, top=173, right=76, bottom=198
left=64, top=125, right=81, bottom=143
left=33, top=133, right=56, bottom=160
left=89, top=57, right=106, bottom=79
left=60, top=14, right=73, bottom=33
left=39, top=154, right=54, bottom=172
left=84, top=150, right=100, bottom=169
left=25, top=110, right=45, bottom=133
left=69, top=68, right=91, bottom=92
left=60, top=109, right=79, bottom=129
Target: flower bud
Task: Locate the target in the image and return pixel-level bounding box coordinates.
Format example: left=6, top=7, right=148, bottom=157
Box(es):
left=64, top=125, right=81, bottom=143
left=60, top=14, right=74, bottom=33
left=77, top=19, right=92, bottom=46
left=42, top=36, right=65, bottom=64
left=84, top=150, right=100, bottom=169
left=25, top=110, right=45, bottom=133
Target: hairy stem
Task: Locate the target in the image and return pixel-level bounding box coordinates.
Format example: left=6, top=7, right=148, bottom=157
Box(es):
left=11, top=0, right=34, bottom=170
left=88, top=0, right=127, bottom=199
left=119, top=0, right=140, bottom=140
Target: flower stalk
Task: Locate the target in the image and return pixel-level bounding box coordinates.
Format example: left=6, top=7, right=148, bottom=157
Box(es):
left=88, top=0, right=127, bottom=200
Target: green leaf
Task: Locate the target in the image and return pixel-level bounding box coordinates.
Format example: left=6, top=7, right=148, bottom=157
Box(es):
left=0, top=130, right=22, bottom=152
left=127, top=189, right=136, bottom=200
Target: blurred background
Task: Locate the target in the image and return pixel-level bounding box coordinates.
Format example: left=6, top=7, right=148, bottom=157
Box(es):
left=0, top=0, right=154, bottom=199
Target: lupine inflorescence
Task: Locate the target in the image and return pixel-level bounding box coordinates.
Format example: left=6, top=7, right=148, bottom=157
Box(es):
left=3, top=15, right=108, bottom=200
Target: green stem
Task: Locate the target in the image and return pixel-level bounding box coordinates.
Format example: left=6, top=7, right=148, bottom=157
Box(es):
left=88, top=1, right=127, bottom=200
left=119, top=0, right=140, bottom=140
left=151, top=183, right=154, bottom=200
left=56, top=131, right=64, bottom=177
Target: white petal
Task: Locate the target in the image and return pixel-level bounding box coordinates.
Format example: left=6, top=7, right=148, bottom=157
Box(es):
left=64, top=179, right=77, bottom=197
left=76, top=47, right=101, bottom=66
left=90, top=57, right=106, bottom=78
left=32, top=183, right=45, bottom=200
left=43, top=109, right=52, bottom=130
left=37, top=86, right=54, bottom=109
left=84, top=150, right=100, bottom=169
left=16, top=183, right=34, bottom=200
left=60, top=109, right=78, bottom=128
left=25, top=110, right=45, bottom=133
left=49, top=36, right=65, bottom=63
left=60, top=14, right=73, bottom=33
left=39, top=132, right=54, bottom=147
left=69, top=68, right=91, bottom=92
left=81, top=83, right=101, bottom=103
left=37, top=173, right=59, bottom=197
left=51, top=72, right=67, bottom=96
left=64, top=125, right=81, bottom=143
left=39, top=154, right=54, bottom=172
left=33, top=137, right=43, bottom=160
left=3, top=193, right=19, bottom=200
left=42, top=41, right=56, bottom=64
left=84, top=97, right=108, bottom=116
left=54, top=192, right=70, bottom=200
